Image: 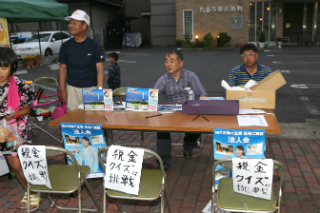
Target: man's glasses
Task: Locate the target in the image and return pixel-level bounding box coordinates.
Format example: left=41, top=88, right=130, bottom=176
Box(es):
left=241, top=53, right=256, bottom=58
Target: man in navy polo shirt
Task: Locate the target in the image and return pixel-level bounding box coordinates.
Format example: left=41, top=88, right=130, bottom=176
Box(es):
left=228, top=43, right=272, bottom=86
left=58, top=9, right=105, bottom=112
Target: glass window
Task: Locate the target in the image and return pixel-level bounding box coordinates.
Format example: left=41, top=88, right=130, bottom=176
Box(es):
left=263, top=2, right=270, bottom=41
left=270, top=2, right=277, bottom=41
left=249, top=2, right=256, bottom=41
left=183, top=10, right=193, bottom=41
left=25, top=34, right=51, bottom=42
left=60, top=33, right=70, bottom=40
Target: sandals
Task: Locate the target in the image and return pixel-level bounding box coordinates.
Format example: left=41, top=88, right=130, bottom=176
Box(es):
left=20, top=192, right=40, bottom=212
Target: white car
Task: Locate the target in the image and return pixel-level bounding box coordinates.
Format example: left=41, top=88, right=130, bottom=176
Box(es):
left=12, top=31, right=70, bottom=59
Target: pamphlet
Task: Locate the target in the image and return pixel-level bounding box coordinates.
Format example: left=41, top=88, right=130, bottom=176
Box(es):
left=113, top=102, right=127, bottom=112
left=157, top=104, right=182, bottom=113
left=82, top=89, right=105, bottom=110
left=213, top=128, right=266, bottom=160
left=103, top=89, right=113, bottom=111
left=126, top=87, right=158, bottom=111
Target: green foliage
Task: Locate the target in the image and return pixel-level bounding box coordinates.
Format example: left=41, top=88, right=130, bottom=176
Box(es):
left=182, top=43, right=192, bottom=48
left=183, top=34, right=191, bottom=43
left=216, top=32, right=232, bottom=47
left=192, top=41, right=206, bottom=48
left=203, top=32, right=214, bottom=48
left=259, top=32, right=266, bottom=43
left=175, top=39, right=184, bottom=44
left=265, top=42, right=277, bottom=49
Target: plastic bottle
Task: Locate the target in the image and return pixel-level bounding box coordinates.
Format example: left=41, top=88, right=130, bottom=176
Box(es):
left=184, top=87, right=194, bottom=100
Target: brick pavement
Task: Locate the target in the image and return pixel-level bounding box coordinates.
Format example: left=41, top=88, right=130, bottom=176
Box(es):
left=1, top=126, right=320, bottom=213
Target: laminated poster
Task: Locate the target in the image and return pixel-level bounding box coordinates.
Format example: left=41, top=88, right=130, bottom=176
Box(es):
left=0, top=18, right=9, bottom=47
left=61, top=123, right=107, bottom=178
left=213, top=128, right=266, bottom=160
left=126, top=87, right=158, bottom=111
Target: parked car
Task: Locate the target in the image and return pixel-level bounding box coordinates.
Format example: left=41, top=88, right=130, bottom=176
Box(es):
left=10, top=33, right=27, bottom=46
left=12, top=31, right=70, bottom=59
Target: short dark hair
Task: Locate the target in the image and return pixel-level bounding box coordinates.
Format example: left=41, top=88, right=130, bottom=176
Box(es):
left=0, top=47, right=18, bottom=75
left=236, top=145, right=245, bottom=156
left=82, top=136, right=91, bottom=144
left=108, top=52, right=119, bottom=61
left=166, top=50, right=183, bottom=62
left=80, top=21, right=88, bottom=31
left=240, top=43, right=258, bottom=54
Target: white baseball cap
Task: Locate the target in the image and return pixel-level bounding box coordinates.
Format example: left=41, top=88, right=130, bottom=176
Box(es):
left=65, top=9, right=90, bottom=26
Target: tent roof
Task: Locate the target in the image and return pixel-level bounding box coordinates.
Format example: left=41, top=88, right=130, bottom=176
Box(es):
left=0, top=0, right=69, bottom=23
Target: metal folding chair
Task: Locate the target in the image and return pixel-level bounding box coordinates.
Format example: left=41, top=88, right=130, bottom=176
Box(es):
left=26, top=145, right=101, bottom=212
left=212, top=158, right=286, bottom=213
left=29, top=77, right=62, bottom=143
left=98, top=146, right=171, bottom=213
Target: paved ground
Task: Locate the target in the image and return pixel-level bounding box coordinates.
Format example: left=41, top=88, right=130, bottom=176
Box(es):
left=1, top=126, right=320, bottom=213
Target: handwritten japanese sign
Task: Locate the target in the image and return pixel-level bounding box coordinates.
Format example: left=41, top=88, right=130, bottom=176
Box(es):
left=104, top=145, right=144, bottom=195
left=232, top=158, right=273, bottom=200
left=214, top=128, right=266, bottom=160
left=61, top=123, right=107, bottom=179
left=18, top=145, right=51, bottom=189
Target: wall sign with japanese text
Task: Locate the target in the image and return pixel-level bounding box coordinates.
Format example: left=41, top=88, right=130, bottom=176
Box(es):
left=60, top=123, right=107, bottom=179
left=104, top=145, right=144, bottom=195
left=230, top=16, right=243, bottom=29
left=200, top=5, right=243, bottom=13
left=232, top=158, right=273, bottom=200
left=213, top=128, right=266, bottom=159
left=0, top=18, right=10, bottom=47
left=18, top=145, right=51, bottom=189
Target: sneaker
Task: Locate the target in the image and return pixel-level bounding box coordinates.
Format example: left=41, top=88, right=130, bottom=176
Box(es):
left=183, top=149, right=192, bottom=158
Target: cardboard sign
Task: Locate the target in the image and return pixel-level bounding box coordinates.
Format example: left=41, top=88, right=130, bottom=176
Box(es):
left=0, top=18, right=10, bottom=47
left=232, top=158, right=273, bottom=200
left=126, top=87, right=158, bottom=111
left=214, top=128, right=266, bottom=160
left=18, top=145, right=51, bottom=189
left=61, top=123, right=107, bottom=179
left=104, top=145, right=144, bottom=195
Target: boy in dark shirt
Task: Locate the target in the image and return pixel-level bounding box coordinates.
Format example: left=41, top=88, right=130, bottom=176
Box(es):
left=105, top=52, right=121, bottom=103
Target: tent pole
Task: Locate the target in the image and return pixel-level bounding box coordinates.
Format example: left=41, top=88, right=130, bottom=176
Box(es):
left=38, top=31, right=42, bottom=56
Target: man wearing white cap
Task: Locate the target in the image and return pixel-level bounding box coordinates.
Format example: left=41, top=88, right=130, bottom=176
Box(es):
left=58, top=9, right=105, bottom=112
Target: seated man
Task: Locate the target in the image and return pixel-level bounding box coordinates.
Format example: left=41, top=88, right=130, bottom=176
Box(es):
left=228, top=43, right=272, bottom=86
left=154, top=50, right=207, bottom=170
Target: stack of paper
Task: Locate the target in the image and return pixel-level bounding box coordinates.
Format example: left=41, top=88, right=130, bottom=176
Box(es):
left=237, top=115, right=268, bottom=126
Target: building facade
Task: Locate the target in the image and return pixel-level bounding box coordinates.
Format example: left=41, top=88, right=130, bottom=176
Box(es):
left=175, top=0, right=319, bottom=46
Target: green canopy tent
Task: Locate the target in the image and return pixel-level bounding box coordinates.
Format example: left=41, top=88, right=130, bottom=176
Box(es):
left=0, top=0, right=69, bottom=23
left=0, top=0, right=69, bottom=55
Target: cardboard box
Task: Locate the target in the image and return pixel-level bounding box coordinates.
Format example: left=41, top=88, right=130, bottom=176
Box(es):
left=226, top=70, right=286, bottom=109
left=182, top=100, right=239, bottom=115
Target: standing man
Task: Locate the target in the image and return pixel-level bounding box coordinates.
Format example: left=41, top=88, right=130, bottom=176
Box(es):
left=59, top=9, right=105, bottom=112
left=228, top=43, right=272, bottom=86
left=154, top=50, right=207, bottom=170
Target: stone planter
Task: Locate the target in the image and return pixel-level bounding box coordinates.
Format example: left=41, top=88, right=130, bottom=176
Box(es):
left=258, top=43, right=265, bottom=49
left=277, top=42, right=282, bottom=49
left=23, top=60, right=34, bottom=68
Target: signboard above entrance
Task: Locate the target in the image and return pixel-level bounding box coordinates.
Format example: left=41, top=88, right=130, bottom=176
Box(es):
left=200, top=5, right=243, bottom=13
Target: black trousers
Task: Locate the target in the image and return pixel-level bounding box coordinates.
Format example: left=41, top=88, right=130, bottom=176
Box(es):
left=156, top=132, right=200, bottom=165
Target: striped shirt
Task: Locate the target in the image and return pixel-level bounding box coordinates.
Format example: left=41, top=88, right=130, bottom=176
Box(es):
left=154, top=68, right=207, bottom=103
left=228, top=62, right=272, bottom=86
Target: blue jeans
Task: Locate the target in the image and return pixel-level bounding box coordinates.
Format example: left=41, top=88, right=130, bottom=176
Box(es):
left=156, top=132, right=200, bottom=165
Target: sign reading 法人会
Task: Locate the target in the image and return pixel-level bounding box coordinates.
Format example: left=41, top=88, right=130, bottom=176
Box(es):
left=232, top=158, right=273, bottom=200
left=0, top=17, right=10, bottom=47
left=104, top=145, right=144, bottom=195
left=213, top=128, right=266, bottom=160
left=18, top=145, right=52, bottom=189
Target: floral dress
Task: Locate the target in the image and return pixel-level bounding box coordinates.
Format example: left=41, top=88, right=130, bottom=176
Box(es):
left=0, top=77, right=37, bottom=156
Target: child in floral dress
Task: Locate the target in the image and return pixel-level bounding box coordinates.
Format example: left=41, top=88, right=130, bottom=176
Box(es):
left=0, top=47, right=39, bottom=211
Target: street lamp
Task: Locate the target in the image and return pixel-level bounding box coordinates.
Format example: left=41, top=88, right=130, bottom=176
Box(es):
left=195, top=35, right=198, bottom=42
